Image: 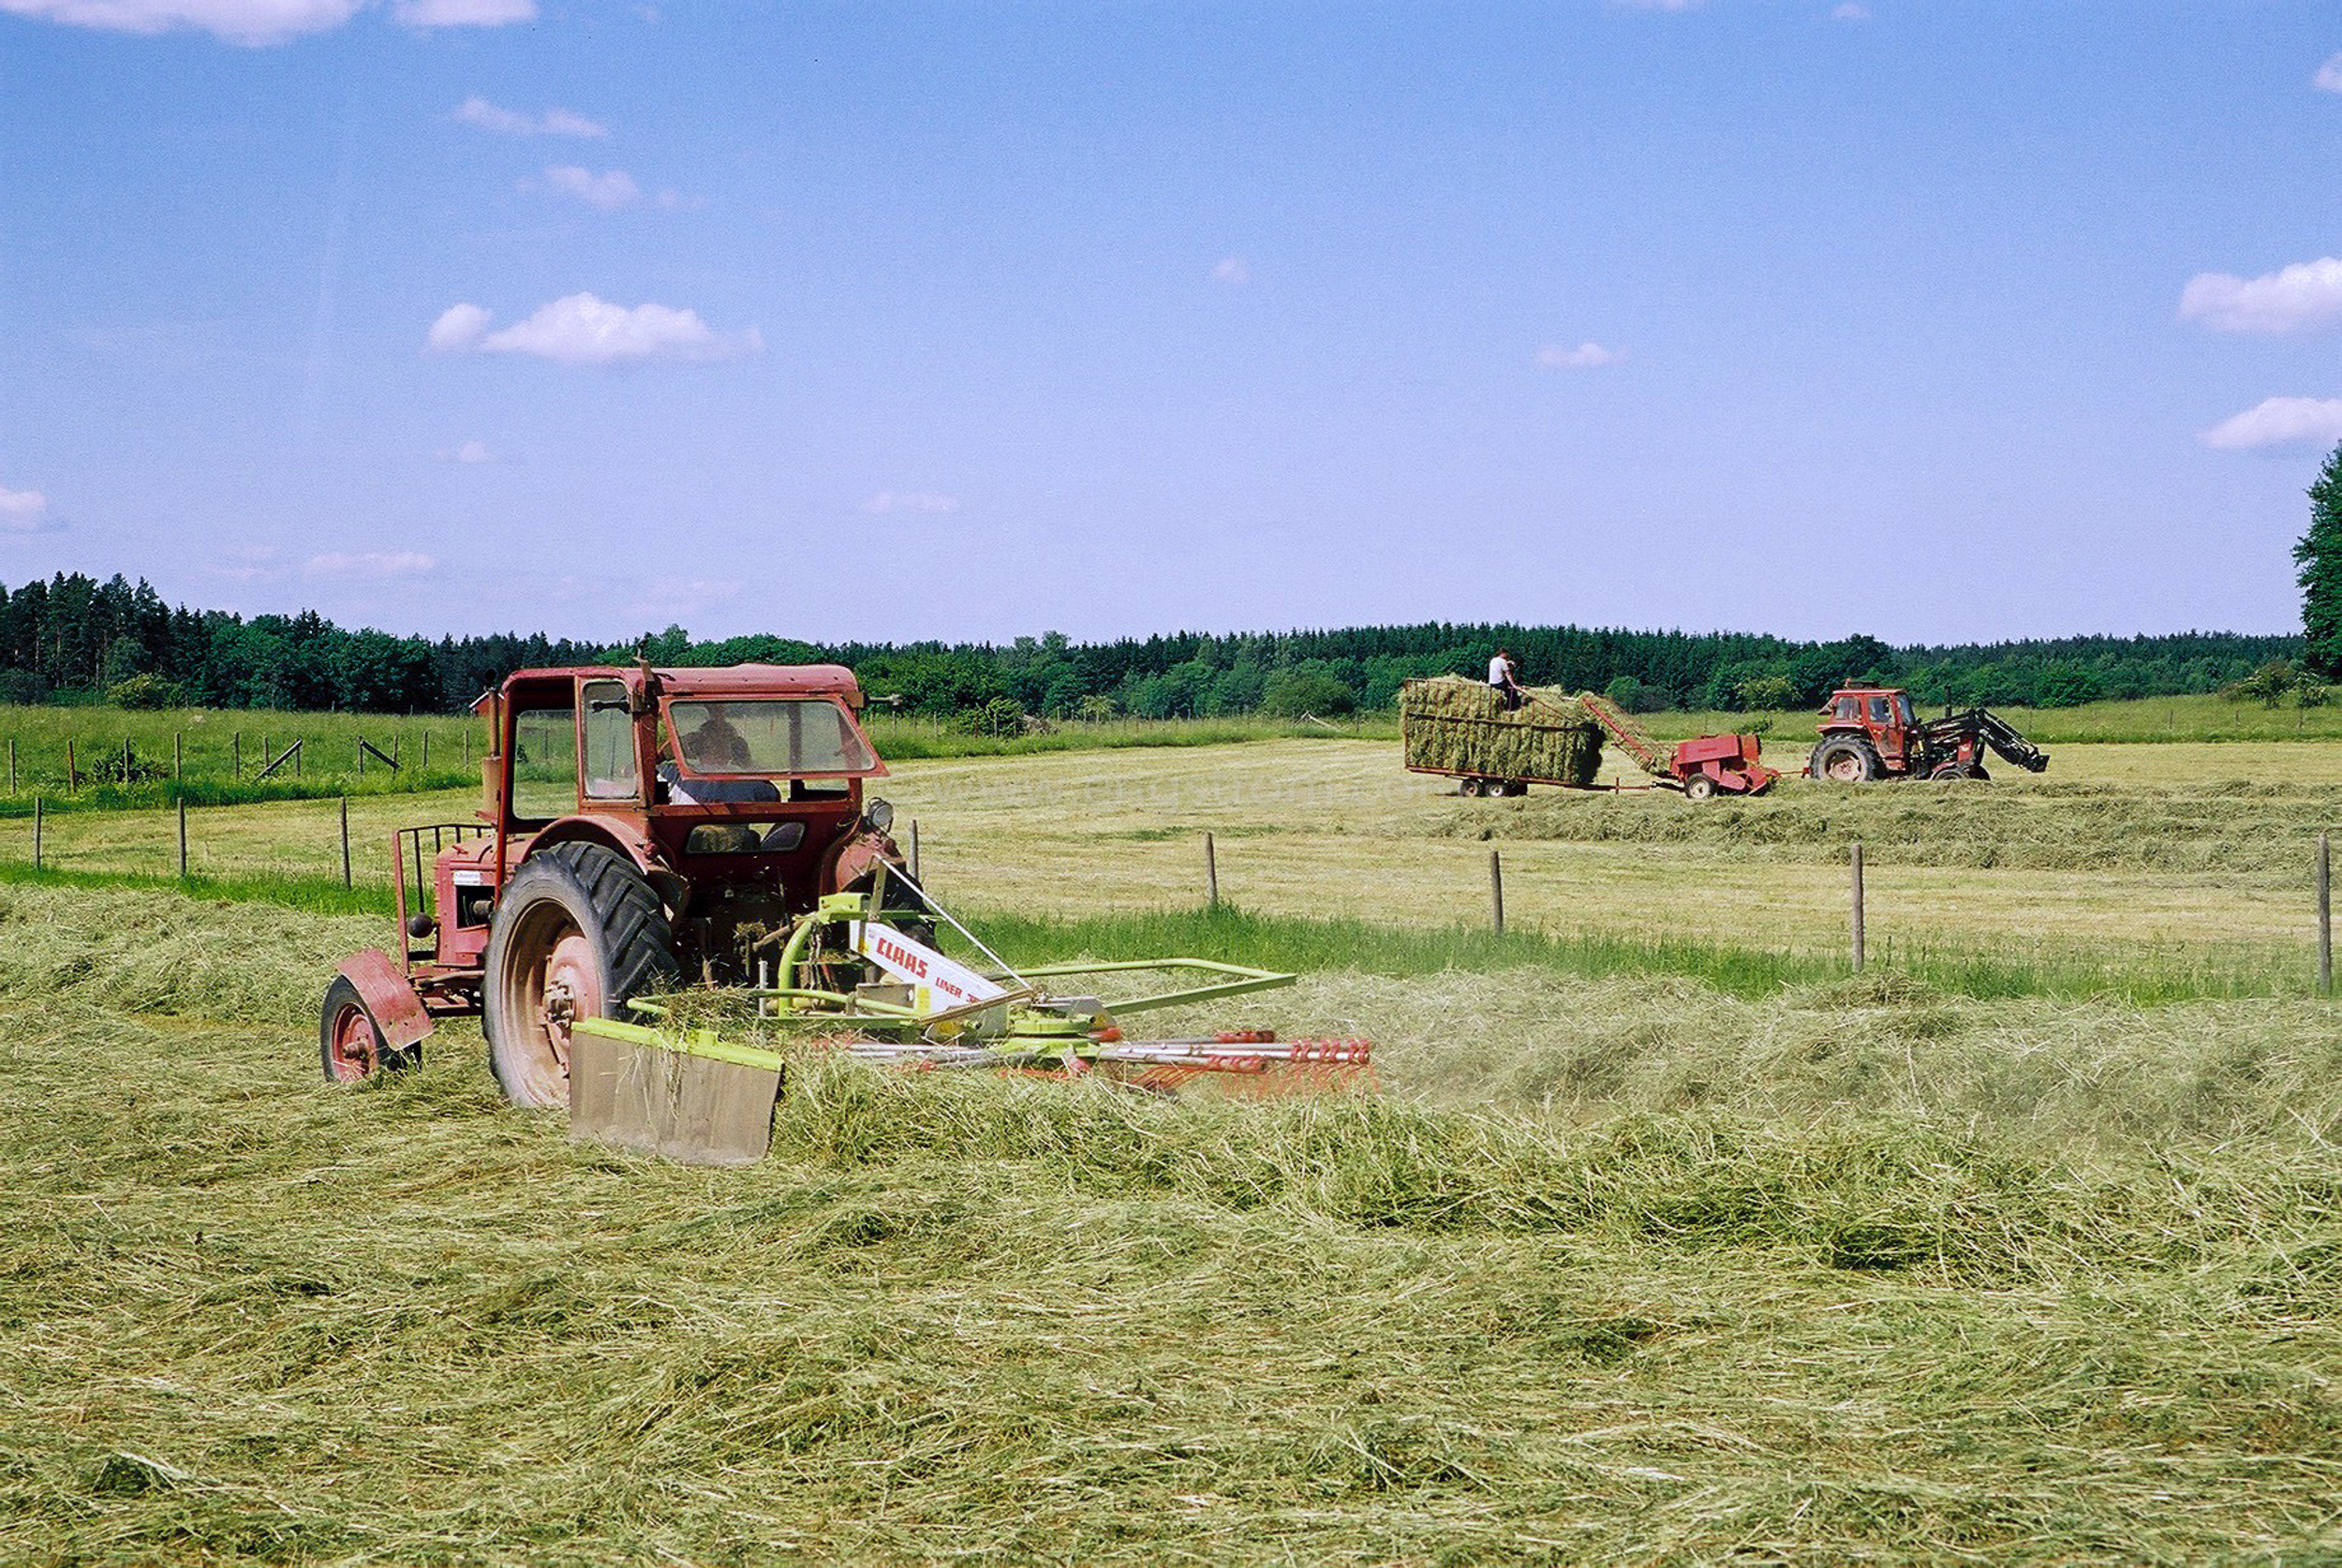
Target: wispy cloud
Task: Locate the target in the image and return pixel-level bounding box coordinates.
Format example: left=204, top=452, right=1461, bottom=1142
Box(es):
left=213, top=545, right=280, bottom=582
left=454, top=95, right=608, bottom=139
left=2180, top=258, right=2342, bottom=336
left=2318, top=52, right=2342, bottom=94
left=435, top=439, right=494, bottom=464
left=1831, top=3, right=1871, bottom=21
left=1536, top=341, right=1622, bottom=370
left=861, top=491, right=960, bottom=516
left=0, top=484, right=59, bottom=535
left=392, top=0, right=530, bottom=26
left=0, top=0, right=358, bottom=42
left=0, top=0, right=524, bottom=41
left=543, top=166, right=642, bottom=211
left=2201, top=396, right=2342, bottom=451
left=626, top=577, right=740, bottom=622
left=304, top=550, right=437, bottom=579
left=426, top=293, right=763, bottom=366
left=1211, top=257, right=1250, bottom=285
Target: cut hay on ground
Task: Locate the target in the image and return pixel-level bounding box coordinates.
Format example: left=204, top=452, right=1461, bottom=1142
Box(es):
left=1400, top=676, right=1603, bottom=787
left=8, top=882, right=2342, bottom=1563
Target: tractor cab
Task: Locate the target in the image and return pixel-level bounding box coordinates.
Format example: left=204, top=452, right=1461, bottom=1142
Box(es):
left=1812, top=686, right=1918, bottom=781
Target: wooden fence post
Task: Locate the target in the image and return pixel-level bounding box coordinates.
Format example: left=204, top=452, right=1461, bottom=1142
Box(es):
left=340, top=796, right=351, bottom=890
left=233, top=731, right=241, bottom=778
left=908, top=818, right=921, bottom=881
left=6, top=737, right=12, bottom=794
left=2319, top=832, right=2332, bottom=998
left=357, top=740, right=365, bottom=777
left=177, top=797, right=188, bottom=880
left=66, top=739, right=77, bottom=793
left=1205, top=831, right=1220, bottom=907
left=1851, top=840, right=1866, bottom=973
left=1489, top=848, right=1505, bottom=935
left=123, top=735, right=132, bottom=784
left=422, top=731, right=429, bottom=771
left=173, top=732, right=183, bottom=780
left=31, top=795, right=40, bottom=870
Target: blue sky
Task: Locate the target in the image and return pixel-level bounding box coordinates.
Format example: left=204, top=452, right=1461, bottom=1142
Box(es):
left=2, top=1, right=2339, bottom=647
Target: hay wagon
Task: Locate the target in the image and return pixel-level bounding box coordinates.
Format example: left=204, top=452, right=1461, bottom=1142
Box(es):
left=1400, top=678, right=1777, bottom=801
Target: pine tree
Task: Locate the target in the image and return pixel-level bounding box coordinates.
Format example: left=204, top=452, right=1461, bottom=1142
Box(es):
left=2298, top=442, right=2342, bottom=679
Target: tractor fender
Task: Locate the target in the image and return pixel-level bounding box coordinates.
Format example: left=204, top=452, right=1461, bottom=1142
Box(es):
left=826, top=826, right=901, bottom=895
left=337, top=947, right=436, bottom=1052
left=524, top=815, right=688, bottom=913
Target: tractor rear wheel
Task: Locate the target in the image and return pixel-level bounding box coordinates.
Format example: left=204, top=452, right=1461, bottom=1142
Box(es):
left=1682, top=774, right=1718, bottom=802
left=1929, top=761, right=1989, bottom=781
left=319, top=975, right=415, bottom=1083
left=1810, top=736, right=1881, bottom=784
left=482, top=842, right=680, bottom=1110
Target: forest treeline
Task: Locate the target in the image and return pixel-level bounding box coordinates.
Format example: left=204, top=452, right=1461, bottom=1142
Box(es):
left=0, top=570, right=2303, bottom=717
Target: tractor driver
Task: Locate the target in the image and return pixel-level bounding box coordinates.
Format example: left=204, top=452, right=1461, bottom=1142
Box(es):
left=683, top=703, right=752, bottom=771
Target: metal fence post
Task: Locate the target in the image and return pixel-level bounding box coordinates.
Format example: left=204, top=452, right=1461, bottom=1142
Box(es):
left=1851, top=840, right=1866, bottom=973
left=1490, top=848, right=1505, bottom=934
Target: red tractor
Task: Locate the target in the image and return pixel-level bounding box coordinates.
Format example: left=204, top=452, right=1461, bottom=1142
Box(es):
left=1805, top=686, right=2049, bottom=783
left=320, top=661, right=920, bottom=1106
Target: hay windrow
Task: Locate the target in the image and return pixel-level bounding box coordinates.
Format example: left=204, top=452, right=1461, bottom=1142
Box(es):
left=1401, top=676, right=1603, bottom=787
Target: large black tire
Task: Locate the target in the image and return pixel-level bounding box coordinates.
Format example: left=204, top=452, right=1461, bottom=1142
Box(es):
left=1929, top=760, right=1990, bottom=782
left=319, top=974, right=416, bottom=1084
left=1809, top=736, right=1881, bottom=784
left=1682, top=774, right=1718, bottom=803
left=482, top=841, right=680, bottom=1110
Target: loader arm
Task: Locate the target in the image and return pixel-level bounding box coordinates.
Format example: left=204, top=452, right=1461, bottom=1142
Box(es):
left=1922, top=707, right=2050, bottom=773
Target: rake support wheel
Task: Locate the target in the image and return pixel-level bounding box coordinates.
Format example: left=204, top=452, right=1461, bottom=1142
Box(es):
left=482, top=841, right=680, bottom=1109
left=1682, top=774, right=1718, bottom=802
left=1809, top=736, right=1881, bottom=784
left=319, top=975, right=414, bottom=1083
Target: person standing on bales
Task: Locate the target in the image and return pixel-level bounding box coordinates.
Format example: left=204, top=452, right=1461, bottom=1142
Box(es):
left=1488, top=648, right=1526, bottom=711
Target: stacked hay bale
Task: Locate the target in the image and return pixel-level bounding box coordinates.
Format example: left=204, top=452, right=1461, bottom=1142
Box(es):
left=1401, top=676, right=1604, bottom=787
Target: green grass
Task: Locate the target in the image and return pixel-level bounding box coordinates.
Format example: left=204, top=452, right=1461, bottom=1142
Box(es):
left=5, top=880, right=2342, bottom=1563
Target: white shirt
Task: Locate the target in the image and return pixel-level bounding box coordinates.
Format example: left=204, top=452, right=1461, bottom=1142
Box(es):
left=1488, top=656, right=1509, bottom=686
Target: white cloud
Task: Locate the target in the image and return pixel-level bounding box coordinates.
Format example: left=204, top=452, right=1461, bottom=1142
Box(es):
left=2317, top=53, right=2342, bottom=93
left=1, top=0, right=524, bottom=39
left=304, top=550, right=437, bottom=579
left=1536, top=341, right=1622, bottom=370
left=426, top=292, right=763, bottom=366
left=0, top=0, right=358, bottom=42
left=861, top=491, right=960, bottom=516
left=542, top=165, right=643, bottom=211
left=2201, top=396, right=2342, bottom=451
left=2179, top=258, right=2342, bottom=336
left=1212, top=257, right=1250, bottom=285
left=392, top=0, right=528, bottom=25
left=1831, top=3, right=1871, bottom=20
left=454, top=95, right=608, bottom=139
left=444, top=439, right=493, bottom=464
left=0, top=484, right=58, bottom=534
left=426, top=303, right=491, bottom=353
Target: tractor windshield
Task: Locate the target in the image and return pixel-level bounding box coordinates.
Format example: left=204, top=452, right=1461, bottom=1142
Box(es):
left=666, top=699, right=882, bottom=777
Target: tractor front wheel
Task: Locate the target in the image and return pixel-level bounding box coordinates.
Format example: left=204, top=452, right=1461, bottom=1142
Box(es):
left=319, top=975, right=414, bottom=1083
left=1929, top=760, right=1989, bottom=781
left=1810, top=736, right=1881, bottom=784
left=482, top=842, right=680, bottom=1109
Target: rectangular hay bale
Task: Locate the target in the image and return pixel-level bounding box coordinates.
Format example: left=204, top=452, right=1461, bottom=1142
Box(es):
left=1401, top=676, right=1604, bottom=788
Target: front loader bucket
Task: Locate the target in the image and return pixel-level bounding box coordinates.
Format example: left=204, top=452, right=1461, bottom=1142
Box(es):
left=569, top=1016, right=782, bottom=1166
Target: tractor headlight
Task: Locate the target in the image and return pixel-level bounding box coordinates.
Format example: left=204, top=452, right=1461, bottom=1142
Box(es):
left=865, top=796, right=896, bottom=834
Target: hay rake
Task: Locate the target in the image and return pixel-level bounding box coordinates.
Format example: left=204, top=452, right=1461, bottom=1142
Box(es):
left=570, top=866, right=1373, bottom=1162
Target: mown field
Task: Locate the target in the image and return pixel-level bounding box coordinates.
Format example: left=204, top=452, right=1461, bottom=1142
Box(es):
left=6, top=716, right=2341, bottom=1561
left=7, top=883, right=2342, bottom=1563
